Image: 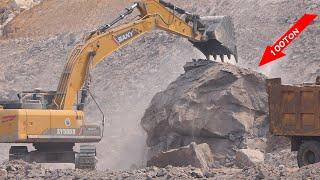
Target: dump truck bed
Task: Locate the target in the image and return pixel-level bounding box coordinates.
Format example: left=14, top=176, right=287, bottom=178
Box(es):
left=267, top=78, right=320, bottom=136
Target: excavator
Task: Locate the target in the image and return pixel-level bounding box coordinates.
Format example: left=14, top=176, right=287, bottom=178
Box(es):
left=0, top=0, right=237, bottom=169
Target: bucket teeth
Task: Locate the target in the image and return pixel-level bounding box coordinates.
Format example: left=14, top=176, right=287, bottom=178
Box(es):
left=213, top=54, right=217, bottom=60
left=226, top=53, right=231, bottom=60
left=190, top=38, right=237, bottom=63
left=219, top=55, right=224, bottom=62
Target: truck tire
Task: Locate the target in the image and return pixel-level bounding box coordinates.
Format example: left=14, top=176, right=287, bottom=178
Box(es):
left=297, top=141, right=320, bottom=167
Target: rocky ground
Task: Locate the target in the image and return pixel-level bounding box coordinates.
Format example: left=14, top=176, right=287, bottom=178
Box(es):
left=0, top=156, right=316, bottom=180
left=0, top=0, right=319, bottom=178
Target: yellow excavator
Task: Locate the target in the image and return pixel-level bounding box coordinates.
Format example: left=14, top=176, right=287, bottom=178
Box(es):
left=0, top=0, right=237, bottom=169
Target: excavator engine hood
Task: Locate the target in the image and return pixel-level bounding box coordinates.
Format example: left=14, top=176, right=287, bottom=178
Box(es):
left=192, top=16, right=238, bottom=62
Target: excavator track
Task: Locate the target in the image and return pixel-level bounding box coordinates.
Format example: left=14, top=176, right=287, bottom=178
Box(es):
left=75, top=145, right=97, bottom=169
left=8, top=144, right=97, bottom=169
left=8, top=144, right=98, bottom=169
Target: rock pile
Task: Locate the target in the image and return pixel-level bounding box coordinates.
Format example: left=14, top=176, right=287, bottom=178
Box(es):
left=141, top=60, right=268, bottom=166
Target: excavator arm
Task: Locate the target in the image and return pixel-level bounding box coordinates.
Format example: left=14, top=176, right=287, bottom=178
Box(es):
left=51, top=0, right=237, bottom=110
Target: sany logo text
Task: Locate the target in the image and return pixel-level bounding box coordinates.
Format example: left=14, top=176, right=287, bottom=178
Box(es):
left=114, top=29, right=139, bottom=44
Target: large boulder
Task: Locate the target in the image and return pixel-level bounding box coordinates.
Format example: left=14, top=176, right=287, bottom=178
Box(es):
left=147, top=142, right=213, bottom=169
left=141, top=60, right=268, bottom=165
left=236, top=149, right=264, bottom=168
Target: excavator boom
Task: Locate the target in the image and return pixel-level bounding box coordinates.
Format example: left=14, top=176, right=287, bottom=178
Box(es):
left=53, top=0, right=238, bottom=110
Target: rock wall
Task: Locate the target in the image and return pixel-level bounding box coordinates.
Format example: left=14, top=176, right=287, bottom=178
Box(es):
left=15, top=0, right=42, bottom=10
left=0, top=0, right=17, bottom=36
left=0, top=0, right=42, bottom=36
left=141, top=60, right=269, bottom=166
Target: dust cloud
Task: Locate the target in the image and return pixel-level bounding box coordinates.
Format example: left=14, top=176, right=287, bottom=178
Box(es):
left=85, top=36, right=204, bottom=170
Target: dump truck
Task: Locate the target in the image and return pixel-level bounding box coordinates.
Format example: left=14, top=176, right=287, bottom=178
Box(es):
left=0, top=0, right=237, bottom=169
left=267, top=77, right=320, bottom=167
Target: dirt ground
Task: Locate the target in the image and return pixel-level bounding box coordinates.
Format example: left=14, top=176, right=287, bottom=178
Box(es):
left=0, top=158, right=307, bottom=180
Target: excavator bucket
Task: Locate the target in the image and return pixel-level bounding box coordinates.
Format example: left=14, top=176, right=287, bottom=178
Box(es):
left=191, top=16, right=238, bottom=62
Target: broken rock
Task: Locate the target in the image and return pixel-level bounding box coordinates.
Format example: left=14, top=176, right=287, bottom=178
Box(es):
left=236, top=149, right=264, bottom=168
left=0, top=169, right=7, bottom=180
left=190, top=169, right=204, bottom=178
left=147, top=142, right=213, bottom=169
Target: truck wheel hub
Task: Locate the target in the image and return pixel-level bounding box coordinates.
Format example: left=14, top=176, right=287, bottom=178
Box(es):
left=304, top=150, right=316, bottom=164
